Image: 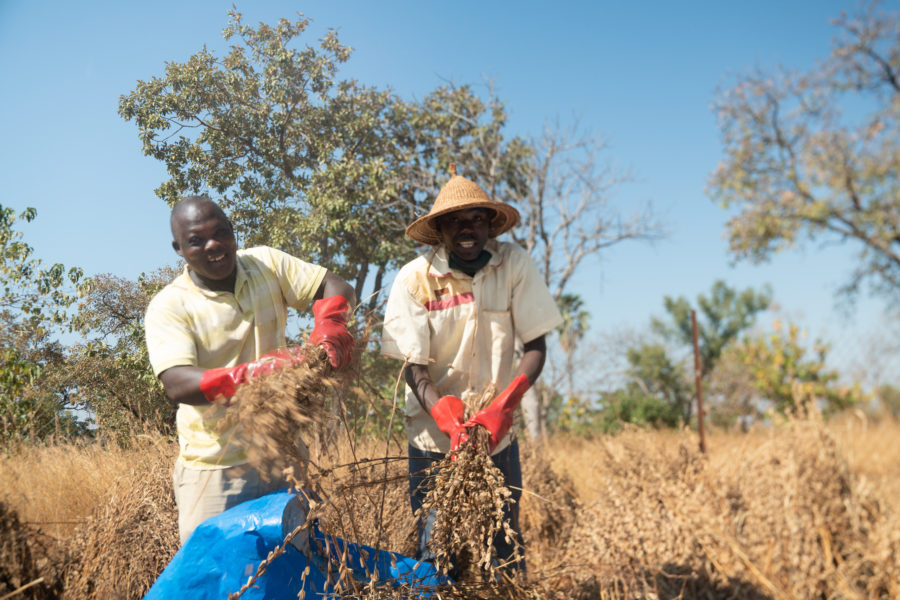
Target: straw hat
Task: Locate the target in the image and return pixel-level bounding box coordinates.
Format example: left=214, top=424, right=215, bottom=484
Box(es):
left=405, top=163, right=520, bottom=245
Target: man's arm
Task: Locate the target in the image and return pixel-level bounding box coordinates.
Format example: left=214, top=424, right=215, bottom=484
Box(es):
left=515, top=335, right=547, bottom=385
left=314, top=271, right=356, bottom=306
left=404, top=363, right=442, bottom=414
left=461, top=335, right=548, bottom=452
left=159, top=366, right=207, bottom=406
left=159, top=272, right=357, bottom=407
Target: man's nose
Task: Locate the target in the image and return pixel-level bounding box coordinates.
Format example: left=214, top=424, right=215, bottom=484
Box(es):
left=204, top=238, right=222, bottom=251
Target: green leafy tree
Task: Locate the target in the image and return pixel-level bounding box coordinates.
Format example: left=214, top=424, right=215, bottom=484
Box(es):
left=54, top=269, right=178, bottom=444
left=118, top=11, right=531, bottom=316
left=652, top=280, right=772, bottom=379
left=1, top=205, right=84, bottom=445
left=625, top=343, right=693, bottom=421
left=596, top=343, right=687, bottom=431
left=596, top=388, right=680, bottom=434
left=731, top=320, right=863, bottom=416
left=709, top=2, right=900, bottom=302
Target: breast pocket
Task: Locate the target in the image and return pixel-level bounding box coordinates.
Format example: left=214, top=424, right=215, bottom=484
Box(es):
left=477, top=310, right=516, bottom=389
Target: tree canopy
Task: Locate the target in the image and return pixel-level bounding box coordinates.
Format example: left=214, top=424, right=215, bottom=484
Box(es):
left=651, top=279, right=772, bottom=377
left=1, top=205, right=84, bottom=445
left=710, top=1, right=900, bottom=303
left=119, top=10, right=658, bottom=317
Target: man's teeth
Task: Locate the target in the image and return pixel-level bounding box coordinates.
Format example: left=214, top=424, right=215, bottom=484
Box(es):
left=458, top=241, right=475, bottom=248
left=209, top=255, right=225, bottom=262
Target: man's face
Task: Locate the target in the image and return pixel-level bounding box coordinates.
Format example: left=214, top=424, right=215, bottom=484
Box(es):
left=171, top=203, right=238, bottom=287
left=437, top=208, right=492, bottom=262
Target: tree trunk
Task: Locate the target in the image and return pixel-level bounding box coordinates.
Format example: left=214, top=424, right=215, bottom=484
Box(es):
left=520, top=386, right=544, bottom=441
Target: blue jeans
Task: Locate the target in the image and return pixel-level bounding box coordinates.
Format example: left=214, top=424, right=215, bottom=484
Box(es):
left=408, top=441, right=526, bottom=575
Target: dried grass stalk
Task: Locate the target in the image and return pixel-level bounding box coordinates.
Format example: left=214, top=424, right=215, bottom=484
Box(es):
left=0, top=501, right=64, bottom=600
left=63, top=439, right=179, bottom=600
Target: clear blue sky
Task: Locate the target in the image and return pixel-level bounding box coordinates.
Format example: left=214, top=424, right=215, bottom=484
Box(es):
left=0, top=1, right=892, bottom=380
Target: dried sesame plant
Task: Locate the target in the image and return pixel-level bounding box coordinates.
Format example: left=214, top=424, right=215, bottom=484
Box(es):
left=418, top=426, right=517, bottom=579
left=218, top=345, right=335, bottom=487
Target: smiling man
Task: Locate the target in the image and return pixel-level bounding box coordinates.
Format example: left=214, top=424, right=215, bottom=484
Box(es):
left=381, top=164, right=563, bottom=576
left=145, top=195, right=356, bottom=543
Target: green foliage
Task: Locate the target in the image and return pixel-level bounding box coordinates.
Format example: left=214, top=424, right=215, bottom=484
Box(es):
left=1, top=204, right=83, bottom=325
left=651, top=279, right=772, bottom=378
left=596, top=388, right=681, bottom=434
left=595, top=343, right=687, bottom=432
left=625, top=343, right=693, bottom=422
left=118, top=9, right=530, bottom=314
left=59, top=269, right=179, bottom=444
left=543, top=386, right=600, bottom=437
left=0, top=319, right=84, bottom=445
left=876, top=384, right=900, bottom=417
left=0, top=205, right=84, bottom=446
left=709, top=2, right=900, bottom=303
left=730, top=320, right=863, bottom=416
left=340, top=350, right=407, bottom=444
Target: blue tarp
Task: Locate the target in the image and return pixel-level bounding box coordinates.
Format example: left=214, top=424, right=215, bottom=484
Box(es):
left=145, top=489, right=445, bottom=599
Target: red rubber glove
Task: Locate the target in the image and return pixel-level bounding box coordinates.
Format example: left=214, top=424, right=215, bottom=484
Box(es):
left=429, top=395, right=469, bottom=452
left=199, top=347, right=303, bottom=402
left=308, top=296, right=354, bottom=370
left=464, top=374, right=530, bottom=453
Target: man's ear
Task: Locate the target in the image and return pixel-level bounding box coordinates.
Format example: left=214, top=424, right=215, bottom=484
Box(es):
left=172, top=240, right=183, bottom=257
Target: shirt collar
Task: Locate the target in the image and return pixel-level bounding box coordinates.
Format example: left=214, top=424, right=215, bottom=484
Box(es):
left=174, top=252, right=247, bottom=297
left=427, top=239, right=503, bottom=278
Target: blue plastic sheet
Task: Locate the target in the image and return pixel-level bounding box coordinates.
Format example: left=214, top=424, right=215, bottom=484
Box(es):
left=144, top=489, right=445, bottom=599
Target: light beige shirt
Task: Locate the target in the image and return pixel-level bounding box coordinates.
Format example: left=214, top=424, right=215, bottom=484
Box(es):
left=145, top=246, right=326, bottom=469
left=381, top=239, right=563, bottom=454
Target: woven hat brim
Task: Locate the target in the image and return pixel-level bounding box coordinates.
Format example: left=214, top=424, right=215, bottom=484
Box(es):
left=406, top=201, right=520, bottom=245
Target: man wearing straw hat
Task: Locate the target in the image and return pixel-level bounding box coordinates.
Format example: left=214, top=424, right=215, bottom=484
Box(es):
left=145, top=195, right=356, bottom=544
left=381, top=164, right=563, bottom=574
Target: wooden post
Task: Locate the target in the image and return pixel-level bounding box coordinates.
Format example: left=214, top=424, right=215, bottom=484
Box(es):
left=691, top=309, right=707, bottom=454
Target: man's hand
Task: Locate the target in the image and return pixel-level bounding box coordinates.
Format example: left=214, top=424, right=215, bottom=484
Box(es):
left=308, top=296, right=354, bottom=370
left=464, top=374, right=530, bottom=453
left=199, top=347, right=304, bottom=402
left=429, top=395, right=469, bottom=452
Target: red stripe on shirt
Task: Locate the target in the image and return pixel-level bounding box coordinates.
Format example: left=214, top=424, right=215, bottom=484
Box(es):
left=425, top=292, right=474, bottom=311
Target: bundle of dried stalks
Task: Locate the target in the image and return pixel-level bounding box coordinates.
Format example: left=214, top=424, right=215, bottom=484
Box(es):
left=520, top=444, right=580, bottom=549
left=0, top=501, right=64, bottom=600
left=418, top=426, right=518, bottom=580
left=63, top=438, right=179, bottom=600
left=223, top=346, right=334, bottom=486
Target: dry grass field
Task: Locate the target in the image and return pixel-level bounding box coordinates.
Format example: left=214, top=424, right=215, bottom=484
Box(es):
left=2, top=414, right=899, bottom=599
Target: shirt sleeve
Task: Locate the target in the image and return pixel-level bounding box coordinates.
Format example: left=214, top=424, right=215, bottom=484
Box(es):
left=266, top=246, right=328, bottom=312
left=381, top=271, right=431, bottom=365
left=509, top=246, right=564, bottom=344
left=145, top=292, right=198, bottom=376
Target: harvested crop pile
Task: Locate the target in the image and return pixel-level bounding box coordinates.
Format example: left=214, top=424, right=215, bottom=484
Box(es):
left=222, top=346, right=334, bottom=487
left=63, top=438, right=179, bottom=600
left=552, top=419, right=900, bottom=599
left=520, top=444, right=580, bottom=548
left=0, top=501, right=64, bottom=599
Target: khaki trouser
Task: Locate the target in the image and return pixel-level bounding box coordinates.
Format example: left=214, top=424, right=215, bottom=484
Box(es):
left=173, top=461, right=291, bottom=544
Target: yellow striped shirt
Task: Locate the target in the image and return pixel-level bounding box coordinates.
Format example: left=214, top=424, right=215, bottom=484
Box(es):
left=145, top=246, right=326, bottom=468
